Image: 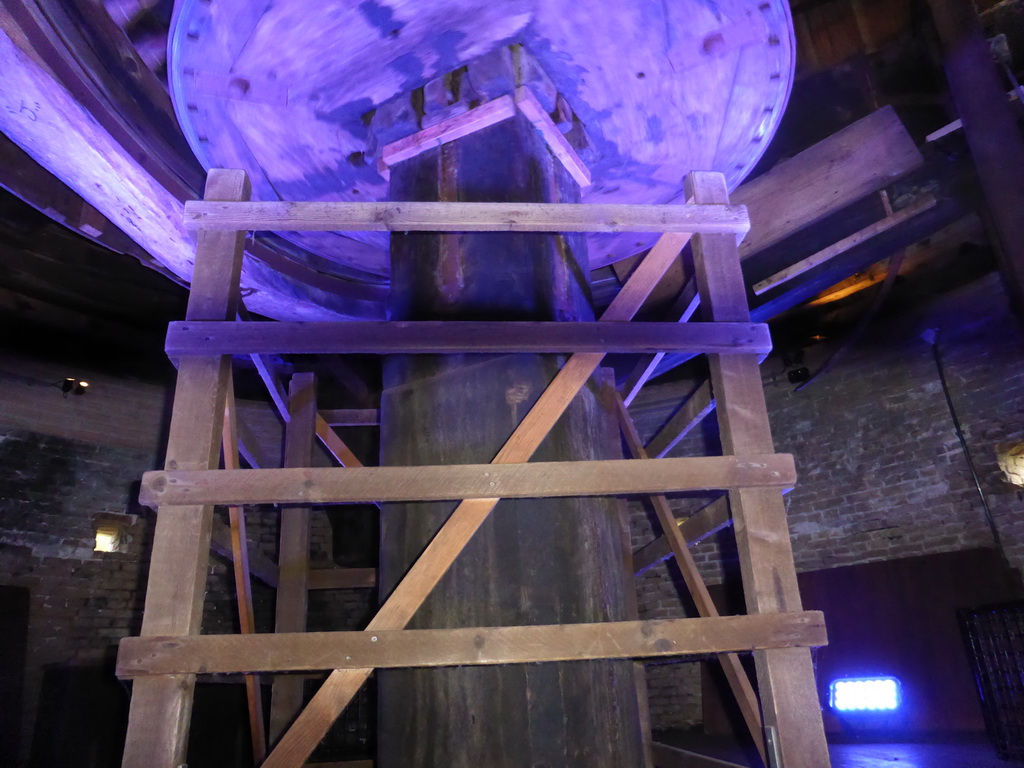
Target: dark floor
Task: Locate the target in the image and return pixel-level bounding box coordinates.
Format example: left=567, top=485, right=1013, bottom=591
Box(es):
left=655, top=731, right=1023, bottom=767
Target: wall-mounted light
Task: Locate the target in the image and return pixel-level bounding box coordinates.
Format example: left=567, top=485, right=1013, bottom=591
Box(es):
left=55, top=377, right=90, bottom=398
left=997, top=443, right=1024, bottom=487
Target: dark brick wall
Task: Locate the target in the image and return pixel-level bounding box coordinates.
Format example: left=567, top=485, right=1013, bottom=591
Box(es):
left=0, top=355, right=375, bottom=767
left=629, top=275, right=1024, bottom=730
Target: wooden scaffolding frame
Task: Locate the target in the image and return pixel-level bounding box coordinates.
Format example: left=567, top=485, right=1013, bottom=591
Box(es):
left=116, top=168, right=831, bottom=768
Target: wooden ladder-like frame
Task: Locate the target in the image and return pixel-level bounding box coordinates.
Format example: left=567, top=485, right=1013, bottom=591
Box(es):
left=115, top=169, right=831, bottom=768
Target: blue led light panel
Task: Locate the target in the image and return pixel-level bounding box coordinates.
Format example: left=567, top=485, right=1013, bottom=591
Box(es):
left=829, top=677, right=901, bottom=711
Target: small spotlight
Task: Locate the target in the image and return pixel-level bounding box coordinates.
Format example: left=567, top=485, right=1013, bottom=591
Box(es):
left=787, top=367, right=810, bottom=384
left=74, top=381, right=89, bottom=395
left=61, top=377, right=75, bottom=394
left=830, top=677, right=901, bottom=712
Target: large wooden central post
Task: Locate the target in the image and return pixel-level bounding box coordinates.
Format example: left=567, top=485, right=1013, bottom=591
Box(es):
left=379, top=114, right=644, bottom=766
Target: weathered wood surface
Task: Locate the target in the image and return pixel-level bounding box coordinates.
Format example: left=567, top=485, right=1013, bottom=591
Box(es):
left=646, top=382, right=716, bottom=459
left=613, top=106, right=924, bottom=313
left=184, top=200, right=750, bottom=235
left=209, top=519, right=279, bottom=587
left=141, top=454, right=796, bottom=506
left=117, top=612, right=827, bottom=676
left=166, top=320, right=770, bottom=356
left=119, top=170, right=248, bottom=768
left=168, top=0, right=793, bottom=275
left=690, top=171, right=831, bottom=766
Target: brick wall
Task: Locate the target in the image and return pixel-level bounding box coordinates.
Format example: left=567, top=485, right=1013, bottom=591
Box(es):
left=628, top=275, right=1024, bottom=731
left=0, top=354, right=375, bottom=767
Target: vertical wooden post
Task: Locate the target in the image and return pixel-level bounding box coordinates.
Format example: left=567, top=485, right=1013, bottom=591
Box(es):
left=269, top=372, right=318, bottom=743
left=120, top=169, right=250, bottom=768
left=688, top=171, right=830, bottom=768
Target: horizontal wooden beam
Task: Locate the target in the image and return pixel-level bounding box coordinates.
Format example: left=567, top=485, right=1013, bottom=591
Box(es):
left=183, top=201, right=750, bottom=236
left=318, top=409, right=380, bottom=427
left=140, top=454, right=796, bottom=506
left=307, top=568, right=377, bottom=590
left=116, top=611, right=826, bottom=677
left=166, top=321, right=771, bottom=357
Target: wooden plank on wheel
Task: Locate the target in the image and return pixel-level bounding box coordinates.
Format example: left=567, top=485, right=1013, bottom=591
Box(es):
left=120, top=169, right=250, bottom=768
left=689, top=171, right=831, bottom=768
left=118, top=612, right=827, bottom=676
left=260, top=229, right=695, bottom=768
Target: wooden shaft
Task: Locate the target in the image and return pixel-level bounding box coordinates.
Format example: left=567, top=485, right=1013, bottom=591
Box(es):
left=120, top=169, right=250, bottom=768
